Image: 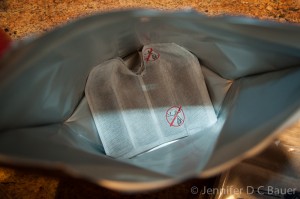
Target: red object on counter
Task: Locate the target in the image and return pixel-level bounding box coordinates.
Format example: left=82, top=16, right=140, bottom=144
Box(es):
left=0, top=29, right=11, bottom=58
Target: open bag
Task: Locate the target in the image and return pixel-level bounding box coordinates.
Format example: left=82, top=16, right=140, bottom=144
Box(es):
left=0, top=10, right=300, bottom=192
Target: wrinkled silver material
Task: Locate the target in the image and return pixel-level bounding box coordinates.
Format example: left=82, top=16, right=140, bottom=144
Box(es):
left=0, top=9, right=300, bottom=192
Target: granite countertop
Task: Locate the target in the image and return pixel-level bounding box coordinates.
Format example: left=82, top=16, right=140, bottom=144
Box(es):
left=0, top=0, right=300, bottom=198
left=1, top=0, right=300, bottom=40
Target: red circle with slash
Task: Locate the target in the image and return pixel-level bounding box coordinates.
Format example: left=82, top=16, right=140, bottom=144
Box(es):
left=166, top=106, right=185, bottom=127
left=143, top=48, right=160, bottom=62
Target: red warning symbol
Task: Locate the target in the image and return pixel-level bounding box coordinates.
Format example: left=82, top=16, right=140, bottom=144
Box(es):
left=166, top=106, right=185, bottom=127
left=143, top=48, right=160, bottom=62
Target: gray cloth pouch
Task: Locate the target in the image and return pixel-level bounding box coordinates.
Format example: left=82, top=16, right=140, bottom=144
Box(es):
left=85, top=43, right=217, bottom=158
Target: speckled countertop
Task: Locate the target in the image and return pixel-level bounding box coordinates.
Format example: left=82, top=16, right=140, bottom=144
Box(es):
left=1, top=0, right=300, bottom=40
left=0, top=0, right=300, bottom=198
